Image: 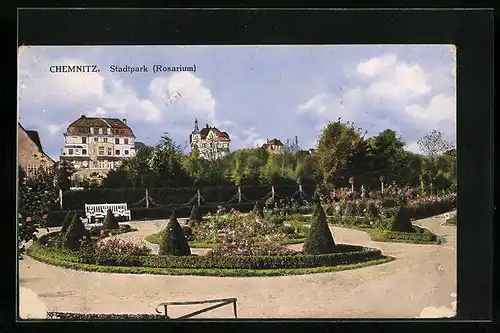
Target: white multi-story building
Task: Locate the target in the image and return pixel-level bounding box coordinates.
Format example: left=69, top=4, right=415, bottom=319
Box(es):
left=60, top=115, right=136, bottom=179
left=189, top=118, right=230, bottom=160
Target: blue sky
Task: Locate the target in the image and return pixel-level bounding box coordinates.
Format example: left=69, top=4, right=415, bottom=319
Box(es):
left=18, top=45, right=456, bottom=161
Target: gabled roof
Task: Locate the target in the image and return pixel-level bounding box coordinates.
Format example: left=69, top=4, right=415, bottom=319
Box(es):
left=263, top=138, right=283, bottom=147
left=68, top=115, right=130, bottom=129
left=197, top=125, right=230, bottom=141
left=26, top=130, right=43, bottom=151
left=18, top=123, right=55, bottom=164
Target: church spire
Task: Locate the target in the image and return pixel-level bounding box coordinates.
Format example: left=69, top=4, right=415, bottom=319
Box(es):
left=193, top=118, right=199, bottom=133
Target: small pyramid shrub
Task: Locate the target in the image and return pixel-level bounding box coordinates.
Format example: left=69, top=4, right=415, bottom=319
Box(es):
left=159, top=211, right=191, bottom=256
left=189, top=204, right=202, bottom=225
left=63, top=214, right=89, bottom=250
left=303, top=201, right=337, bottom=255
left=253, top=201, right=264, bottom=219
left=104, top=209, right=119, bottom=230
left=390, top=205, right=414, bottom=233
left=60, top=211, right=73, bottom=233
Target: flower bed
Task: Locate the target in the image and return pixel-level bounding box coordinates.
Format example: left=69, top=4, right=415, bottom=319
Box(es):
left=27, top=232, right=389, bottom=276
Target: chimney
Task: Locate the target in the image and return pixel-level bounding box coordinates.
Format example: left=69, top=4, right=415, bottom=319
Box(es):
left=122, top=119, right=127, bottom=124
left=206, top=124, right=209, bottom=128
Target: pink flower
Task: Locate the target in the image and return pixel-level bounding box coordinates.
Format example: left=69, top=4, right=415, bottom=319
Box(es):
left=42, top=214, right=47, bottom=220
left=26, top=216, right=32, bottom=222
left=18, top=213, right=22, bottom=219
left=82, top=236, right=86, bottom=240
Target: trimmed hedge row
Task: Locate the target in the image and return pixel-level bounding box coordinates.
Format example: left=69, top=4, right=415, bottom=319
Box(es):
left=62, top=185, right=318, bottom=210
left=30, top=236, right=383, bottom=270
left=382, top=226, right=438, bottom=243
left=407, top=200, right=456, bottom=220
left=47, top=312, right=167, bottom=320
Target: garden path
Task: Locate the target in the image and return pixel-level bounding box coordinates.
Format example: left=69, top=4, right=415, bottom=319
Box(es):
left=19, top=214, right=456, bottom=319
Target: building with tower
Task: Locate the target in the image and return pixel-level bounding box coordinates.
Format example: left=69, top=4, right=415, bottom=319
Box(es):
left=189, top=118, right=231, bottom=160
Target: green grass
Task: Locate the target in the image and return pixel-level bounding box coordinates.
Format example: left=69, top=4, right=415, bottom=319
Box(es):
left=145, top=232, right=306, bottom=248
left=26, top=246, right=394, bottom=277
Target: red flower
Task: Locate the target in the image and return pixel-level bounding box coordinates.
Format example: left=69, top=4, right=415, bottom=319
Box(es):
left=42, top=214, right=47, bottom=220
left=26, top=216, right=32, bottom=222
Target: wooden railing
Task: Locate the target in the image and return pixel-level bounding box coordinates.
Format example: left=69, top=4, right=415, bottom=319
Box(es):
left=155, top=298, right=237, bottom=319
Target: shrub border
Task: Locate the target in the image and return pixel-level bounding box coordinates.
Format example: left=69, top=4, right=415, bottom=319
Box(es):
left=27, top=247, right=393, bottom=277
left=334, top=224, right=443, bottom=245
left=27, top=233, right=391, bottom=276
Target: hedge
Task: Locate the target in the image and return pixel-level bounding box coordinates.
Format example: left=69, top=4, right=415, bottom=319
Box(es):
left=30, top=235, right=383, bottom=270
left=47, top=312, right=167, bottom=320
left=61, top=185, right=318, bottom=210
left=47, top=202, right=256, bottom=227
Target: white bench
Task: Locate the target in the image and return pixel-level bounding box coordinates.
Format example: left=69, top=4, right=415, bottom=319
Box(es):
left=85, top=203, right=132, bottom=222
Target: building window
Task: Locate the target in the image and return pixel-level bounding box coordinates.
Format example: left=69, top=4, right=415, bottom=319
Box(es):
left=94, top=137, right=98, bottom=142
left=115, top=150, right=120, bottom=155
left=124, top=138, right=129, bottom=144
left=98, top=146, right=104, bottom=155
left=108, top=161, right=113, bottom=169
left=120, top=130, right=124, bottom=134
left=103, top=137, right=108, bottom=143
left=124, top=150, right=129, bottom=155
left=107, top=128, right=111, bottom=135
left=115, top=138, right=120, bottom=144
left=108, top=147, right=112, bottom=155
left=82, top=137, right=87, bottom=144
left=82, top=149, right=87, bottom=155
left=82, top=161, right=88, bottom=168
left=68, top=149, right=73, bottom=155
left=98, top=128, right=103, bottom=134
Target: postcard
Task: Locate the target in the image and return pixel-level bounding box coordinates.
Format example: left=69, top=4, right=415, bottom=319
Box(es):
left=17, top=45, right=457, bottom=320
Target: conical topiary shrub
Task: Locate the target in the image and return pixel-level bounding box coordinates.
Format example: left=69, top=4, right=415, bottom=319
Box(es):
left=103, top=209, right=119, bottom=230
left=303, top=201, right=337, bottom=254
left=60, top=211, right=73, bottom=234
left=253, top=200, right=264, bottom=219
left=159, top=210, right=191, bottom=256
left=189, top=204, right=202, bottom=225
left=63, top=214, right=89, bottom=250
left=390, top=205, right=414, bottom=232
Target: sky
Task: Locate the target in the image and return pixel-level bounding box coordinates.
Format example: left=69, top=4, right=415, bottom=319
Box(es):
left=18, top=45, right=456, bottom=161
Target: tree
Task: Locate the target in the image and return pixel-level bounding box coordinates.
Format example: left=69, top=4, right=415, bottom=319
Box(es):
left=63, top=214, right=89, bottom=250
left=391, top=197, right=413, bottom=233
left=189, top=204, right=202, bottom=225
left=253, top=201, right=264, bottom=219
left=315, top=120, right=365, bottom=185
left=417, top=130, right=454, bottom=158
left=159, top=211, right=191, bottom=256
left=55, top=160, right=75, bottom=191
left=60, top=211, right=73, bottom=233
left=103, top=209, right=119, bottom=230
left=303, top=201, right=336, bottom=254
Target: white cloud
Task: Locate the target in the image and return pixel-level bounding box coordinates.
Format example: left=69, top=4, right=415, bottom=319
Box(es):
left=365, top=62, right=431, bottom=99
left=404, top=141, right=421, bottom=154
left=46, top=124, right=64, bottom=135
left=240, top=127, right=266, bottom=148
left=405, top=94, right=456, bottom=125
left=297, top=53, right=454, bottom=146
left=356, top=54, right=397, bottom=76
left=148, top=72, right=216, bottom=122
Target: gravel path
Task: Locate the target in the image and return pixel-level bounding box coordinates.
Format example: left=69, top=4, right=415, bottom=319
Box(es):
left=19, top=215, right=456, bottom=319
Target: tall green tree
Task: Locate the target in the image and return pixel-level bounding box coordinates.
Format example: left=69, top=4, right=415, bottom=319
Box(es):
left=315, top=120, right=364, bottom=185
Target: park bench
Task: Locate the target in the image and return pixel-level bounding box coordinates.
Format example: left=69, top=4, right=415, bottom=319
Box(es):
left=85, top=203, right=132, bottom=222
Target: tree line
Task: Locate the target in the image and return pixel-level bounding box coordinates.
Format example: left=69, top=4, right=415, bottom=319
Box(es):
left=65, top=120, right=456, bottom=194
